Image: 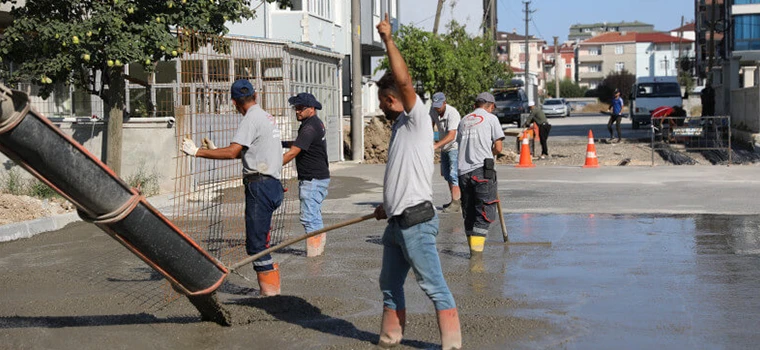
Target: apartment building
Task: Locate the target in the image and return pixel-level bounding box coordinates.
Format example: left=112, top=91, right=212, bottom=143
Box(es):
left=569, top=21, right=655, bottom=42
left=496, top=31, right=547, bottom=100
left=543, top=42, right=577, bottom=83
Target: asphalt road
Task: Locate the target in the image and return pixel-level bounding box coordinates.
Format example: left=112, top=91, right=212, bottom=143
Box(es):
left=503, top=112, right=652, bottom=141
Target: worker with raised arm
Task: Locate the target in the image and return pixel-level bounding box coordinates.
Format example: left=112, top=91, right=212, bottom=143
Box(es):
left=283, top=92, right=331, bottom=257
left=181, top=79, right=284, bottom=296
left=373, top=13, right=462, bottom=350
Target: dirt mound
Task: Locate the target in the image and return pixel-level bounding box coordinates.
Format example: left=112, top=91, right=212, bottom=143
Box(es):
left=0, top=193, right=75, bottom=226
left=363, top=115, right=393, bottom=164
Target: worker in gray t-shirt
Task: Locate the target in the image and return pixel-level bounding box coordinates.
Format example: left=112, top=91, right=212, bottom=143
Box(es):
left=456, top=92, right=505, bottom=254
left=373, top=13, right=461, bottom=350
left=430, top=92, right=462, bottom=213
left=181, top=79, right=284, bottom=297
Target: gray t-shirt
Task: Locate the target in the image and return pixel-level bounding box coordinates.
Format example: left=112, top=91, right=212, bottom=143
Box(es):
left=457, top=108, right=505, bottom=175
left=231, top=104, right=283, bottom=179
left=430, top=104, right=461, bottom=152
left=383, top=96, right=434, bottom=217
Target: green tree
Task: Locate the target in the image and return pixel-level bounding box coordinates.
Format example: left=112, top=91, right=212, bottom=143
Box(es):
left=0, top=0, right=289, bottom=174
left=546, top=78, right=587, bottom=98
left=377, top=21, right=510, bottom=114
left=599, top=69, right=636, bottom=104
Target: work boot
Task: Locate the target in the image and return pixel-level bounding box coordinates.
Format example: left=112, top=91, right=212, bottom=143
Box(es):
left=306, top=233, right=326, bottom=257
left=467, top=235, right=486, bottom=253
left=436, top=308, right=462, bottom=350
left=256, top=263, right=281, bottom=296
left=442, top=200, right=461, bottom=213
left=378, top=307, right=406, bottom=348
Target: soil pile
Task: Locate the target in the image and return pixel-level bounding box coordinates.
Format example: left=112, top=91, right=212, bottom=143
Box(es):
left=363, top=115, right=393, bottom=164
left=0, top=194, right=74, bottom=225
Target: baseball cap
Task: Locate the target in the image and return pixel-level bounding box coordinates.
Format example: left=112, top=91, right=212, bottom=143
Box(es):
left=431, top=92, right=446, bottom=108
left=475, top=92, right=495, bottom=104
left=231, top=79, right=255, bottom=99
left=614, top=88, right=621, bottom=94
left=288, top=92, right=323, bottom=110
left=528, top=101, right=535, bottom=107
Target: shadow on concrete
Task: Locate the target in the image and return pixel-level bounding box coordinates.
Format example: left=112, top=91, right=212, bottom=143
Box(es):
left=229, top=295, right=437, bottom=349
left=0, top=313, right=197, bottom=328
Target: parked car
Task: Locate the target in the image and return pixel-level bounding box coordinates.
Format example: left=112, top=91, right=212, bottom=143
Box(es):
left=542, top=98, right=570, bottom=117
left=493, top=86, right=529, bottom=125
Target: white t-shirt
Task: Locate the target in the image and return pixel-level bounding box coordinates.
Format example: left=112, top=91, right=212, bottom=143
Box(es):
left=383, top=96, right=434, bottom=217
left=231, top=105, right=283, bottom=179
left=429, top=104, right=461, bottom=152
left=457, top=108, right=505, bottom=175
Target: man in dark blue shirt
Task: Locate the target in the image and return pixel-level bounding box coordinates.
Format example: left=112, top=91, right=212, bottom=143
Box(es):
left=607, top=89, right=624, bottom=143
left=284, top=92, right=330, bottom=257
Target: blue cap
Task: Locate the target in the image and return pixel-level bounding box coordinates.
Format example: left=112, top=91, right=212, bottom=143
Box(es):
left=432, top=92, right=447, bottom=108
left=231, top=79, right=255, bottom=99
left=288, top=92, right=322, bottom=110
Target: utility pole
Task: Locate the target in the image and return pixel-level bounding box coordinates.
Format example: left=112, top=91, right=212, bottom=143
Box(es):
left=350, top=0, right=363, bottom=162
left=678, top=15, right=685, bottom=77
left=433, top=0, right=445, bottom=35
left=554, top=36, right=560, bottom=98
left=708, top=0, right=716, bottom=77
left=523, top=1, right=535, bottom=103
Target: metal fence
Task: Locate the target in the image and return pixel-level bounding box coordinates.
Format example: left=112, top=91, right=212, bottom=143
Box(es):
left=650, top=116, right=732, bottom=166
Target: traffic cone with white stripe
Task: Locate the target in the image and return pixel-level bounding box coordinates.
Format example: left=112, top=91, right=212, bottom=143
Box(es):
left=515, top=136, right=535, bottom=168
left=583, top=130, right=599, bottom=168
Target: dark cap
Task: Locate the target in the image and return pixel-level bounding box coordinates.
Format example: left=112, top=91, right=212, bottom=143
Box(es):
left=231, top=79, right=255, bottom=99
left=614, top=88, right=621, bottom=94
left=431, top=92, right=446, bottom=108
left=475, top=92, right=496, bottom=104
left=288, top=92, right=323, bottom=110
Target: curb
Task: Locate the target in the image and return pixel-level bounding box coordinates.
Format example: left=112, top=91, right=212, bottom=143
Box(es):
left=0, top=193, right=175, bottom=243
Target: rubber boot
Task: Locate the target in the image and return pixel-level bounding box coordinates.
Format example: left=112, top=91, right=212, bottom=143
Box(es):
left=306, top=233, right=326, bottom=257
left=442, top=199, right=461, bottom=213
left=378, top=307, right=406, bottom=348
left=436, top=308, right=462, bottom=350
left=256, top=263, right=281, bottom=296
left=467, top=235, right=486, bottom=253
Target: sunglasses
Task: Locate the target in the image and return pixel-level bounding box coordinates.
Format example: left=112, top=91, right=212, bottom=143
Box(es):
left=293, top=105, right=312, bottom=111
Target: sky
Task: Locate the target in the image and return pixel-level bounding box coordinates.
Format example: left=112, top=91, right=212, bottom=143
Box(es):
left=400, top=0, right=695, bottom=43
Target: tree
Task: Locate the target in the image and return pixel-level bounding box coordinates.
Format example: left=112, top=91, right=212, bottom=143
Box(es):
left=0, top=0, right=289, bottom=175
left=376, top=21, right=511, bottom=114
left=599, top=69, right=635, bottom=104
left=546, top=78, right=587, bottom=98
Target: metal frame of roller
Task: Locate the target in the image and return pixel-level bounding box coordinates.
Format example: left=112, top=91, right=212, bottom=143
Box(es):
left=0, top=85, right=231, bottom=325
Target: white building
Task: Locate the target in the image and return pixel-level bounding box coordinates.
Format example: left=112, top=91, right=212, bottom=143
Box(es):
left=634, top=32, right=695, bottom=78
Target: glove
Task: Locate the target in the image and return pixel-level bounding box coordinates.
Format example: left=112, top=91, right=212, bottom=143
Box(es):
left=182, top=138, right=199, bottom=156
left=202, top=137, right=217, bottom=150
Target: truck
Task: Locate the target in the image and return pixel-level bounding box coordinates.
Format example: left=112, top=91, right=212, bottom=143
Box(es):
left=629, top=76, right=684, bottom=129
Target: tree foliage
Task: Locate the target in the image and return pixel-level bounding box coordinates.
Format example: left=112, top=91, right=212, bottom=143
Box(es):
left=599, top=69, right=636, bottom=104
left=377, top=21, right=511, bottom=114
left=545, top=78, right=587, bottom=98
left=0, top=0, right=289, bottom=100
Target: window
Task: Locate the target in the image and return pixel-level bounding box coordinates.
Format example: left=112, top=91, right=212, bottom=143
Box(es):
left=589, top=64, right=600, bottom=72
left=588, top=47, right=601, bottom=55
left=589, top=81, right=598, bottom=89
left=615, top=45, right=624, bottom=54
left=565, top=64, right=572, bottom=69
left=734, top=14, right=760, bottom=51
left=520, top=62, right=526, bottom=69
left=309, top=0, right=332, bottom=19
left=615, top=62, right=624, bottom=72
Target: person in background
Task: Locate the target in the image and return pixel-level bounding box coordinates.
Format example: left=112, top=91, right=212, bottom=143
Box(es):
left=430, top=92, right=462, bottom=213
left=607, top=89, right=624, bottom=143
left=523, top=100, right=551, bottom=159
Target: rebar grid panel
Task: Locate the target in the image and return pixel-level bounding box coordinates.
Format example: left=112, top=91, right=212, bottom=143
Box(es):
left=650, top=116, right=732, bottom=166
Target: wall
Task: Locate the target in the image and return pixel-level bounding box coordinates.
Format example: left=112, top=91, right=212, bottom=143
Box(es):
left=0, top=120, right=179, bottom=195
left=730, top=86, right=760, bottom=132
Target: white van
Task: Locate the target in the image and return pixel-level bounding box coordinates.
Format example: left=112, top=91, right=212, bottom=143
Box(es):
left=629, top=76, right=684, bottom=129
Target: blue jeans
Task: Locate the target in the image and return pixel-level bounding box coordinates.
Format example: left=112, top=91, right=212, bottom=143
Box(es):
left=441, top=149, right=459, bottom=186
left=244, top=177, right=284, bottom=272
left=299, top=178, right=330, bottom=233
left=379, top=213, right=456, bottom=311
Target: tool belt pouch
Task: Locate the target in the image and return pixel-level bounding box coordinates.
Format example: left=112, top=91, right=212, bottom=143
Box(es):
left=483, top=158, right=496, bottom=180
left=398, top=201, right=435, bottom=229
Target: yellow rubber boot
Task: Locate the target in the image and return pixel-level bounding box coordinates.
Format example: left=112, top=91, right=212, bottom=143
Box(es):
left=436, top=308, right=462, bottom=350
left=467, top=236, right=486, bottom=253
left=378, top=307, right=406, bottom=348
left=256, top=263, right=281, bottom=296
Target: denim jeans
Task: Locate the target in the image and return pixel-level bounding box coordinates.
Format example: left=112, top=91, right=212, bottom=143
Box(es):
left=244, top=177, right=284, bottom=272
left=441, top=149, right=459, bottom=186
left=379, top=213, right=456, bottom=311
left=299, top=178, right=330, bottom=233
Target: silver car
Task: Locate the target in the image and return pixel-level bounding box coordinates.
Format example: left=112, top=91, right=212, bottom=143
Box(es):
left=542, top=98, right=570, bottom=117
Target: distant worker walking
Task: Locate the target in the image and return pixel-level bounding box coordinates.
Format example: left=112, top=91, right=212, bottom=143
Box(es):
left=457, top=92, right=505, bottom=254
left=283, top=92, right=331, bottom=257
left=373, top=14, right=461, bottom=350
left=608, top=89, right=624, bottom=143
left=524, top=100, right=551, bottom=159
left=430, top=92, right=462, bottom=213
left=182, top=79, right=284, bottom=296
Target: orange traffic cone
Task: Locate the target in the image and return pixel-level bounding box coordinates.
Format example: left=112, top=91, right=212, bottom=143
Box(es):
left=515, top=136, right=535, bottom=168
left=583, top=130, right=599, bottom=168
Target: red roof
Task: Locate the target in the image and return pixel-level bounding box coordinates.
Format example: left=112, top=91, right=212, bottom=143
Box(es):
left=670, top=22, right=695, bottom=32
left=510, top=66, right=524, bottom=73
left=635, top=32, right=693, bottom=44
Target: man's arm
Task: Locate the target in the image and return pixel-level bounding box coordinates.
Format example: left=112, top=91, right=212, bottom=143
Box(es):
left=282, top=146, right=302, bottom=165
left=492, top=139, right=503, bottom=156
left=196, top=143, right=244, bottom=159
left=377, top=13, right=416, bottom=112
left=434, top=130, right=456, bottom=150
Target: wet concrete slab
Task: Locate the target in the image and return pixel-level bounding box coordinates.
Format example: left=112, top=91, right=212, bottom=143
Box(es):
left=2, top=212, right=760, bottom=349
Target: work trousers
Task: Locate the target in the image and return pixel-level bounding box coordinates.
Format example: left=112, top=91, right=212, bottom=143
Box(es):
left=459, top=167, right=498, bottom=238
